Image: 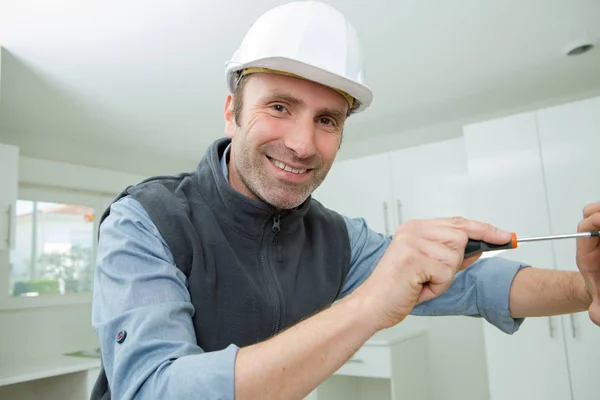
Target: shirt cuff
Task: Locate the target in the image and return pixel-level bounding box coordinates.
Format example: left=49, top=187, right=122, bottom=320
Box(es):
left=137, top=344, right=240, bottom=399
left=475, top=256, right=530, bottom=334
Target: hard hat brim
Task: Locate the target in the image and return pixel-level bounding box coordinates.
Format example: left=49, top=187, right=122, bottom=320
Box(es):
left=225, top=57, right=373, bottom=113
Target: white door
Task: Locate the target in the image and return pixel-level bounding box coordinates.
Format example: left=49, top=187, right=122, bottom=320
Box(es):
left=463, top=112, right=572, bottom=400
left=0, top=143, right=18, bottom=252
left=312, top=152, right=395, bottom=236
left=537, top=95, right=600, bottom=400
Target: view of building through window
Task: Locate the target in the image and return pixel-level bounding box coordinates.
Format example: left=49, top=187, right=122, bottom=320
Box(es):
left=9, top=200, right=96, bottom=296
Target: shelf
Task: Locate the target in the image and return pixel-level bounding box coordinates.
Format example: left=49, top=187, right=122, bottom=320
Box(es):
left=0, top=354, right=100, bottom=387
left=365, top=327, right=425, bottom=347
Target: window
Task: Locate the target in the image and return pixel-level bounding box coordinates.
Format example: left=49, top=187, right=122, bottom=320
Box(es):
left=9, top=200, right=97, bottom=297
left=0, top=185, right=110, bottom=308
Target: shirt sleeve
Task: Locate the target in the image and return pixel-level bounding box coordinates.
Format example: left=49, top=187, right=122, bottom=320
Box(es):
left=91, top=196, right=238, bottom=400
left=338, top=215, right=528, bottom=334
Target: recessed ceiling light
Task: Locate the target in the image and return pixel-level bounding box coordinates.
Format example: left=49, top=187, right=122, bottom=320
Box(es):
left=564, top=42, right=594, bottom=56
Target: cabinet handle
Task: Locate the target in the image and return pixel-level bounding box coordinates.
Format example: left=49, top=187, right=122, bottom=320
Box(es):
left=396, top=199, right=403, bottom=225
left=548, top=316, right=555, bottom=338
left=5, top=204, right=12, bottom=248
left=570, top=314, right=577, bottom=339
left=383, top=202, right=390, bottom=236
left=346, top=357, right=364, bottom=364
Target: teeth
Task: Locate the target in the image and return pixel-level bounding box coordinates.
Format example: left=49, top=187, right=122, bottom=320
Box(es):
left=270, top=158, right=307, bottom=174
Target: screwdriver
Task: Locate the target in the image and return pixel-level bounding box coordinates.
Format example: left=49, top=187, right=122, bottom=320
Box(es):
left=464, top=231, right=600, bottom=257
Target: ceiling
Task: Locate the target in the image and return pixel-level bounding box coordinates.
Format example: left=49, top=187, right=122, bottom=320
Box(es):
left=1, top=0, right=600, bottom=176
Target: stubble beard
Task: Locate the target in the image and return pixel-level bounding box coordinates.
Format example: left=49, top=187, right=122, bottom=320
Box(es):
left=234, top=140, right=328, bottom=210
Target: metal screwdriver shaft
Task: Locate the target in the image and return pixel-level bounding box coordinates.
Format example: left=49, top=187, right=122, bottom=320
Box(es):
left=464, top=231, right=600, bottom=257
left=518, top=231, right=600, bottom=243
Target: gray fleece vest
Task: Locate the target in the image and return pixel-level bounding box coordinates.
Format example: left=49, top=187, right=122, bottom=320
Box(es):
left=91, top=137, right=351, bottom=399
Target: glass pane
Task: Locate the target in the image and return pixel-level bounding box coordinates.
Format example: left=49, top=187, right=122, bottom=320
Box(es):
left=9, top=200, right=96, bottom=296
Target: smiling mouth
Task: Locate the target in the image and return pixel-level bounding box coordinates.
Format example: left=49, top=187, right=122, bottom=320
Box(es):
left=268, top=156, right=309, bottom=174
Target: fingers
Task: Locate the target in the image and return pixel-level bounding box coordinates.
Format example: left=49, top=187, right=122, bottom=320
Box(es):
left=577, top=203, right=600, bottom=261
left=395, top=219, right=505, bottom=266
left=407, top=235, right=464, bottom=270
left=416, top=225, right=470, bottom=251
left=435, top=216, right=512, bottom=244
left=582, top=201, right=600, bottom=219
left=578, top=212, right=600, bottom=231
left=589, top=300, right=600, bottom=327
left=578, top=212, right=600, bottom=248
left=399, top=217, right=511, bottom=245
left=414, top=255, right=457, bottom=303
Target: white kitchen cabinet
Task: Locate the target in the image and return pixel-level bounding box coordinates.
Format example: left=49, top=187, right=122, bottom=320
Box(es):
left=463, top=111, right=573, bottom=400
left=464, top=95, right=600, bottom=400
left=0, top=143, right=18, bottom=253
left=314, top=137, right=470, bottom=235
left=537, top=96, right=600, bottom=400
left=312, top=152, right=395, bottom=236
left=389, top=137, right=494, bottom=400
left=389, top=137, right=470, bottom=222
left=306, top=328, right=431, bottom=400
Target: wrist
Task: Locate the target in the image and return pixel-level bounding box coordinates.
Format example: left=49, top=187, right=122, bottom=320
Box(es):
left=583, top=278, right=594, bottom=307
left=342, top=286, right=396, bottom=334
left=573, top=271, right=593, bottom=308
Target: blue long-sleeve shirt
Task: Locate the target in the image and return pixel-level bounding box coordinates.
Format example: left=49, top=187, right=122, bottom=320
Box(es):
left=92, top=148, right=527, bottom=399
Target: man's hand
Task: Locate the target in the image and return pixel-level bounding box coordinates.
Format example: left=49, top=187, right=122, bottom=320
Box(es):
left=576, top=201, right=600, bottom=326
left=354, top=217, right=512, bottom=330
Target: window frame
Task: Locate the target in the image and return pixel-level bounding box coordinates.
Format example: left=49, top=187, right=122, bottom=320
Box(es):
left=0, top=184, right=110, bottom=310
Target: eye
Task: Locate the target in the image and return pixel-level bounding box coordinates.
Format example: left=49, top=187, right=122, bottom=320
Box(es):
left=271, top=104, right=288, bottom=113
left=319, top=117, right=335, bottom=126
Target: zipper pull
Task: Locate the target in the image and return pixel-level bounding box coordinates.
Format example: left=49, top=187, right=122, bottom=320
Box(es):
left=272, top=213, right=281, bottom=245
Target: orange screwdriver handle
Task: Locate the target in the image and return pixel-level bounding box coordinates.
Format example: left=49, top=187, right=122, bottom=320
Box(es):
left=464, top=233, right=518, bottom=257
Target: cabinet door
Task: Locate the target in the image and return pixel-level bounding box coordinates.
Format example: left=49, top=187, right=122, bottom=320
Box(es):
left=463, top=113, right=572, bottom=400
left=389, top=137, right=470, bottom=222
left=537, top=96, right=600, bottom=400
left=389, top=137, right=496, bottom=400
left=312, top=153, right=394, bottom=236
left=0, top=143, right=18, bottom=252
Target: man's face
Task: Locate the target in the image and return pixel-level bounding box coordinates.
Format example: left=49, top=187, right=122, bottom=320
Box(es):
left=224, top=73, right=348, bottom=210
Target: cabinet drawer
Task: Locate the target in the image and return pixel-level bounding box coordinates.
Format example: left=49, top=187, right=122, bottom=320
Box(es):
left=334, top=345, right=391, bottom=379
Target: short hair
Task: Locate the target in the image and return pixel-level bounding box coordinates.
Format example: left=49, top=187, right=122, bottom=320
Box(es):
left=233, top=75, right=249, bottom=126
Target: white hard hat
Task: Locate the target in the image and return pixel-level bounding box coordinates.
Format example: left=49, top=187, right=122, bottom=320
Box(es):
left=224, top=1, right=372, bottom=113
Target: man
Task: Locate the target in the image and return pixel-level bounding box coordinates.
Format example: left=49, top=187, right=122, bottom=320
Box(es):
left=91, top=1, right=600, bottom=399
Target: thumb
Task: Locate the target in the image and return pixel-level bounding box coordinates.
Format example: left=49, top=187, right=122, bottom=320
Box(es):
left=589, top=298, right=600, bottom=327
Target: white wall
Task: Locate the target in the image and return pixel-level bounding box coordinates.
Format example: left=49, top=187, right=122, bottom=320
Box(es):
left=338, top=88, right=600, bottom=162
left=0, top=156, right=147, bottom=364
left=18, top=155, right=147, bottom=195
left=0, top=125, right=198, bottom=178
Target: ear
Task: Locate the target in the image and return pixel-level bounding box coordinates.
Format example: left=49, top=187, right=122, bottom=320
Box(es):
left=224, top=94, right=236, bottom=138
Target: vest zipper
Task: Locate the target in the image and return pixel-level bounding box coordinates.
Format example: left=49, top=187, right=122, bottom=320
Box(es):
left=262, top=212, right=283, bottom=335
left=272, top=213, right=281, bottom=242
left=272, top=213, right=283, bottom=261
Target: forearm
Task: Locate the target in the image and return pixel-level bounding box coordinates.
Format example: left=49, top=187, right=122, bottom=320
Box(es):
left=234, top=291, right=378, bottom=400
left=509, top=267, right=592, bottom=318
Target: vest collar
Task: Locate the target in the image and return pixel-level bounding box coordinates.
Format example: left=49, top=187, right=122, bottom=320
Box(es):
left=196, top=137, right=312, bottom=236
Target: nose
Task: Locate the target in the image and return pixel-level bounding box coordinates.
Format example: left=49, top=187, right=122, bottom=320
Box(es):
left=284, top=116, right=316, bottom=159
